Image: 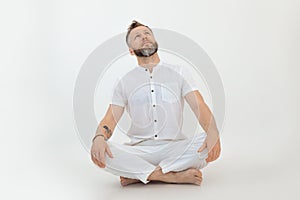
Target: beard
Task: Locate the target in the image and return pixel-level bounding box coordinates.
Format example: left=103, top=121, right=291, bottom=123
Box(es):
left=133, top=41, right=158, bottom=57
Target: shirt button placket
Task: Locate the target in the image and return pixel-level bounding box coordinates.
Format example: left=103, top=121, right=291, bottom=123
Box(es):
left=149, top=72, right=158, bottom=140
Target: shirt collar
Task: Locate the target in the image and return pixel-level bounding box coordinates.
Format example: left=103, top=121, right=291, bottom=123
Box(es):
left=136, top=60, right=163, bottom=72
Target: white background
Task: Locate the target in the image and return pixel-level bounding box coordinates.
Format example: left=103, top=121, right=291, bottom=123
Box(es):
left=0, top=0, right=299, bottom=200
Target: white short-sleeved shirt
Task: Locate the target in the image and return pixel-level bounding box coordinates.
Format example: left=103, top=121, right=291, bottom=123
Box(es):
left=111, top=61, right=199, bottom=145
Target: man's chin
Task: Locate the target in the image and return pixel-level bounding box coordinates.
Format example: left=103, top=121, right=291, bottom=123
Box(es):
left=134, top=48, right=158, bottom=57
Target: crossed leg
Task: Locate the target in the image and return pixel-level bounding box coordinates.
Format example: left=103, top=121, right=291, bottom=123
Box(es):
left=120, top=166, right=202, bottom=186
left=119, top=135, right=208, bottom=186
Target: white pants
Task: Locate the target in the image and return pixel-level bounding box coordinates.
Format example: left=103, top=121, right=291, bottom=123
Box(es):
left=103, top=132, right=208, bottom=184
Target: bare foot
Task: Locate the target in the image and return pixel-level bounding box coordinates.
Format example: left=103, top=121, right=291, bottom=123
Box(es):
left=172, top=168, right=202, bottom=185
left=148, top=168, right=203, bottom=186
left=120, top=176, right=141, bottom=186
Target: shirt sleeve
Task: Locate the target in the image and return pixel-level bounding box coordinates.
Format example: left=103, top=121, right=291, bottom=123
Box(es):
left=179, top=66, right=199, bottom=97
left=111, top=78, right=127, bottom=107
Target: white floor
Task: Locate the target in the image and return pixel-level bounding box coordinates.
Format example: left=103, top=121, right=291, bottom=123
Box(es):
left=2, top=118, right=299, bottom=200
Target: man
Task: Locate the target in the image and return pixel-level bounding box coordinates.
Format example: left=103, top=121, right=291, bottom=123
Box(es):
left=91, top=20, right=221, bottom=186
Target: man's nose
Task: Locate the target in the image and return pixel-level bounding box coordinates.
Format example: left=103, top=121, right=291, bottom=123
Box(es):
left=142, top=34, right=148, bottom=40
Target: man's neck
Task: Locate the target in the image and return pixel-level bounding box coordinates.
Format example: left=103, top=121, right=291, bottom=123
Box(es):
left=137, top=53, right=160, bottom=72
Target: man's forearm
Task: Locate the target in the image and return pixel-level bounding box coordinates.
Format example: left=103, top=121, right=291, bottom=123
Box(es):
left=198, top=105, right=219, bottom=136
left=95, top=120, right=116, bottom=140
left=94, top=104, right=124, bottom=141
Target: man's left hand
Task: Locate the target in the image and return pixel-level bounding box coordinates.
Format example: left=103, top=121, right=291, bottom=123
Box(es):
left=198, top=136, right=221, bottom=163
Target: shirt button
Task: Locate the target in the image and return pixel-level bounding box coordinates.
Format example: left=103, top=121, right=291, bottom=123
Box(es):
left=153, top=104, right=156, bottom=107
left=154, top=120, right=157, bottom=122
left=145, top=69, right=148, bottom=71
left=151, top=90, right=154, bottom=92
left=150, top=76, right=152, bottom=78
left=154, top=135, right=157, bottom=137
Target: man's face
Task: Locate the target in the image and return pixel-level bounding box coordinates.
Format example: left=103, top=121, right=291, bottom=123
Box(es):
left=128, top=26, right=158, bottom=57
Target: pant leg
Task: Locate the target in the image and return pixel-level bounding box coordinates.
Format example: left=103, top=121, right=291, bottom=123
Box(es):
left=103, top=141, right=157, bottom=184
left=159, top=132, right=209, bottom=174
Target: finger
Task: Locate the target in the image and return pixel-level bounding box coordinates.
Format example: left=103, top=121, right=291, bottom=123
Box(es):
left=99, top=151, right=106, bottom=167
left=106, top=146, right=114, bottom=158
left=91, top=154, right=97, bottom=163
left=211, top=148, right=217, bottom=161
left=206, top=157, right=211, bottom=162
left=197, top=143, right=207, bottom=152
left=91, top=154, right=103, bottom=167
left=213, top=151, right=218, bottom=161
left=91, top=152, right=98, bottom=162
left=208, top=156, right=214, bottom=162
left=209, top=148, right=220, bottom=162
left=213, top=144, right=221, bottom=160
left=215, top=148, right=221, bottom=160
left=211, top=138, right=220, bottom=151
left=206, top=150, right=213, bottom=162
left=94, top=152, right=100, bottom=162
left=209, top=148, right=213, bottom=158
left=218, top=148, right=221, bottom=157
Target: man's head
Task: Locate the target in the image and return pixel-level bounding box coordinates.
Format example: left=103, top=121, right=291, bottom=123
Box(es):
left=126, top=20, right=158, bottom=57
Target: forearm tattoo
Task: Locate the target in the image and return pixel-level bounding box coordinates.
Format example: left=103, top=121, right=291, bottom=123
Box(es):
left=103, top=125, right=112, bottom=139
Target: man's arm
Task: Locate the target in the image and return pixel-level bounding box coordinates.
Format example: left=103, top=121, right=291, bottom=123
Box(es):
left=185, top=90, right=221, bottom=162
left=95, top=104, right=125, bottom=140
left=91, top=104, right=124, bottom=168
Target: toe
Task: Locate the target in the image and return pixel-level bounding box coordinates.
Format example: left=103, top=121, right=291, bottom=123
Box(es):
left=195, top=170, right=202, bottom=178
left=189, top=169, right=202, bottom=177
left=195, top=180, right=202, bottom=186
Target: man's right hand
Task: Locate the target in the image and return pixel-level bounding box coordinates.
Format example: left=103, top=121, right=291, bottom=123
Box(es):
left=91, top=137, right=113, bottom=168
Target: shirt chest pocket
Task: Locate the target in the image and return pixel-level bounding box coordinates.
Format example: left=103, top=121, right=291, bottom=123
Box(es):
left=161, top=83, right=180, bottom=103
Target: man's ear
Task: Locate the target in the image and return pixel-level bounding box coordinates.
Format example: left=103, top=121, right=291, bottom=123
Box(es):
left=129, top=48, right=135, bottom=56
